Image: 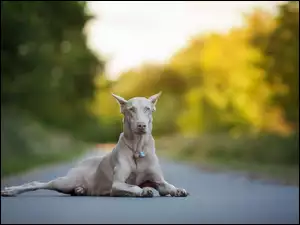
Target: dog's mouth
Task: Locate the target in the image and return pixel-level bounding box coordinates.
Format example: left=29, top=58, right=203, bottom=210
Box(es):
left=135, top=130, right=147, bottom=135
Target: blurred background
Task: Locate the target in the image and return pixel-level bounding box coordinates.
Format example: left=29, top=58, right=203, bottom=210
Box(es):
left=1, top=1, right=299, bottom=184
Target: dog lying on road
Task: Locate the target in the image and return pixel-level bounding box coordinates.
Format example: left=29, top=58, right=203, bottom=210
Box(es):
left=1, top=93, right=188, bottom=197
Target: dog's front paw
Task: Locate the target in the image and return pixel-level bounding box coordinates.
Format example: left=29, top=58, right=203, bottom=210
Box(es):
left=73, top=186, right=86, bottom=196
left=170, top=188, right=189, bottom=197
left=141, top=187, right=154, bottom=198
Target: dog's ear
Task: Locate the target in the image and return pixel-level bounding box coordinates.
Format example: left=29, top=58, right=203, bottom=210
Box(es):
left=112, top=93, right=127, bottom=113
left=148, top=91, right=162, bottom=111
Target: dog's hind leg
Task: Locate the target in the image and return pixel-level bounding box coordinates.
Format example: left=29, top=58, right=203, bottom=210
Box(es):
left=1, top=176, right=85, bottom=197
left=1, top=181, right=52, bottom=196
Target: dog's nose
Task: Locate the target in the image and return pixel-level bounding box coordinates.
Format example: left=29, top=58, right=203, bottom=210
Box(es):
left=137, top=122, right=147, bottom=129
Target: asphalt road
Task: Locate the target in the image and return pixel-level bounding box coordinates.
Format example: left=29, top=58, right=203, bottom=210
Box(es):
left=1, top=149, right=299, bottom=224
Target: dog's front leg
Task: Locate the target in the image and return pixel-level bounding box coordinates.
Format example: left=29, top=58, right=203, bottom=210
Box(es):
left=110, top=163, right=154, bottom=197
left=156, top=181, right=188, bottom=197
left=146, top=165, right=189, bottom=197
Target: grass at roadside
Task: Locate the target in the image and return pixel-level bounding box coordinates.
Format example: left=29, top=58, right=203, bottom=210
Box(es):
left=1, top=107, right=92, bottom=178
left=155, top=133, right=299, bottom=186
left=1, top=144, right=89, bottom=178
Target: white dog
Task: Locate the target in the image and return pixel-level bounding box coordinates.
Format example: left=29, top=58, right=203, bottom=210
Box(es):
left=1, top=93, right=188, bottom=197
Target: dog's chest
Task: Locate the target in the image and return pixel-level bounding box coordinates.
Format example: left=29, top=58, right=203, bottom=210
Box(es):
left=126, top=158, right=149, bottom=185
left=132, top=157, right=149, bottom=173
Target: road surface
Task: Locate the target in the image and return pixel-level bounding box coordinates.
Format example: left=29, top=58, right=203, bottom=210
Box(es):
left=1, top=149, right=299, bottom=224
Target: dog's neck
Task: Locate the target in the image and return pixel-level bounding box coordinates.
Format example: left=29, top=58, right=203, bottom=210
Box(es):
left=122, top=116, right=152, bottom=157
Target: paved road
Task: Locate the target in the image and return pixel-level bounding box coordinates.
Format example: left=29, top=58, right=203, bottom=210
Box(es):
left=1, top=150, right=299, bottom=224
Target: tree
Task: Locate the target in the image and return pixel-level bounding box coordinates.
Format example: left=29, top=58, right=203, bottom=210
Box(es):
left=263, top=1, right=299, bottom=127
left=1, top=1, right=105, bottom=140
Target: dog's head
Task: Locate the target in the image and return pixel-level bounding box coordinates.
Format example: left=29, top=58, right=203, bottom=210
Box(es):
left=112, top=92, right=162, bottom=135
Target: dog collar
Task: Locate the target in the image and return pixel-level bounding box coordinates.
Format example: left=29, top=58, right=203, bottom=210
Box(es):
left=122, top=136, right=146, bottom=159
left=133, top=151, right=145, bottom=159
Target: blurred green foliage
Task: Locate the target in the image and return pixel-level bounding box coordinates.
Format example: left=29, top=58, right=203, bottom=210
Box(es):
left=1, top=1, right=108, bottom=176
left=1, top=1, right=107, bottom=142
left=155, top=133, right=299, bottom=185
left=1, top=107, right=90, bottom=177
left=107, top=2, right=299, bottom=138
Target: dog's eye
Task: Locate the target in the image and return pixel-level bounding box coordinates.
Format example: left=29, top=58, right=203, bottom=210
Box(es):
left=129, top=107, right=135, bottom=112
left=144, top=107, right=151, bottom=112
